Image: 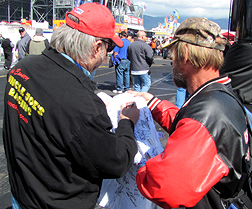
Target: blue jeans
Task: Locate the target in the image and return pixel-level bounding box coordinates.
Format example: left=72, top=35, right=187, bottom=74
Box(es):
left=176, top=87, right=190, bottom=108
left=11, top=194, right=22, bottom=209
left=133, top=73, right=151, bottom=92
left=115, top=59, right=130, bottom=91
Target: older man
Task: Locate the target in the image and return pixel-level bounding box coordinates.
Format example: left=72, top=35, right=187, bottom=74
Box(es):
left=3, top=3, right=139, bottom=209
left=132, top=17, right=252, bottom=209
left=127, top=30, right=153, bottom=92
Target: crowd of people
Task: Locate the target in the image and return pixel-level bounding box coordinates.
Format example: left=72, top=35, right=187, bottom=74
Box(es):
left=0, top=26, right=49, bottom=71
left=2, top=2, right=252, bottom=209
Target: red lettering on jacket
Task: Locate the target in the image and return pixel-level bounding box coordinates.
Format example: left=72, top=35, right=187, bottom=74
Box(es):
left=10, top=69, right=30, bottom=82
left=7, top=100, right=28, bottom=124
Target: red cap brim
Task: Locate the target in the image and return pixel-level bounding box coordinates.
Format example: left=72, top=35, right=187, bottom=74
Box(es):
left=111, top=34, right=124, bottom=48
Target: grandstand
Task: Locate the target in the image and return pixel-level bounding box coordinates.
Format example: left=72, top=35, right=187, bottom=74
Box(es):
left=0, top=0, right=144, bottom=27
left=0, top=0, right=53, bottom=25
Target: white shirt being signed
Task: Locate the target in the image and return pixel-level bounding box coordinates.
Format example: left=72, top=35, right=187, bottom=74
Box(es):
left=97, top=92, right=164, bottom=209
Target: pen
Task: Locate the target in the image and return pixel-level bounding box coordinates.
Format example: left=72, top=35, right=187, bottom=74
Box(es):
left=126, top=102, right=135, bottom=108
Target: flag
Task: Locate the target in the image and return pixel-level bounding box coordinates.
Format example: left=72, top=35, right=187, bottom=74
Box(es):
left=165, top=16, right=169, bottom=28
left=143, top=2, right=146, bottom=11
left=125, top=0, right=131, bottom=7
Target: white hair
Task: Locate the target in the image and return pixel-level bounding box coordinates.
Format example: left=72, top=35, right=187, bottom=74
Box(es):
left=50, top=23, right=103, bottom=65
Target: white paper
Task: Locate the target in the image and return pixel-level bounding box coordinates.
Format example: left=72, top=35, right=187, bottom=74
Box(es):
left=97, top=92, right=164, bottom=209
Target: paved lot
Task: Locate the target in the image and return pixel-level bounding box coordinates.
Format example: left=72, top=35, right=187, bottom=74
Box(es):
left=0, top=55, right=176, bottom=209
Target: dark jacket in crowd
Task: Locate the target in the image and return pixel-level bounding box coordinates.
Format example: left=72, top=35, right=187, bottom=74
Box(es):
left=16, top=32, right=31, bottom=60
left=1, top=38, right=14, bottom=53
left=1, top=38, right=14, bottom=70
left=127, top=39, right=154, bottom=72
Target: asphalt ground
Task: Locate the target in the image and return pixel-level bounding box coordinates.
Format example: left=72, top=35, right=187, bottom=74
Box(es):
left=0, top=55, right=176, bottom=209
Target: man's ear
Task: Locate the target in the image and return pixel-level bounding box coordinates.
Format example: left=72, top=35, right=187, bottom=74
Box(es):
left=184, top=45, right=189, bottom=64
left=93, top=40, right=103, bottom=58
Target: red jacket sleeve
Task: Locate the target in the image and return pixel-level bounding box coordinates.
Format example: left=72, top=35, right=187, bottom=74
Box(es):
left=136, top=101, right=229, bottom=209
left=150, top=99, right=179, bottom=133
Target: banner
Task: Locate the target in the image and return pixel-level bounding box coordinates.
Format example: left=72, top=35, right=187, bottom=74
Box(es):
left=53, top=20, right=66, bottom=30
left=115, top=23, right=127, bottom=33
left=124, top=15, right=144, bottom=25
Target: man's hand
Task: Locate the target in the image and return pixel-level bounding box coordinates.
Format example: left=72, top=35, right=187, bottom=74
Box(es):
left=128, top=90, right=154, bottom=104
left=120, top=102, right=140, bottom=124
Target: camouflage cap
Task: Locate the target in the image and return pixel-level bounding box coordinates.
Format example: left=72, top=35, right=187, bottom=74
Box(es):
left=163, top=17, right=226, bottom=51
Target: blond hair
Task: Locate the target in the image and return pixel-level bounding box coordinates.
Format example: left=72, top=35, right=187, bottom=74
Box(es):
left=171, top=41, right=224, bottom=71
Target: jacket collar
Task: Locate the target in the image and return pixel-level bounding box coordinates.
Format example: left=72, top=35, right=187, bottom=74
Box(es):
left=183, top=75, right=231, bottom=107
left=136, top=39, right=145, bottom=43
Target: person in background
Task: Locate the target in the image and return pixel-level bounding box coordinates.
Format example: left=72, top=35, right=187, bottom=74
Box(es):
left=15, top=27, right=31, bottom=61
left=3, top=3, right=139, bottom=209
left=112, top=31, right=131, bottom=94
left=161, top=38, right=168, bottom=59
left=1, top=37, right=14, bottom=71
left=149, top=37, right=157, bottom=55
left=127, top=30, right=153, bottom=92
left=127, top=31, right=134, bottom=43
left=25, top=28, right=49, bottom=55
left=175, top=87, right=190, bottom=109
left=220, top=42, right=252, bottom=113
left=0, top=33, right=4, bottom=45
left=131, top=17, right=252, bottom=209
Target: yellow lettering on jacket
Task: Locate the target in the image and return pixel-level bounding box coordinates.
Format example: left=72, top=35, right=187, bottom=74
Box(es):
left=7, top=77, right=45, bottom=117
left=8, top=88, right=15, bottom=97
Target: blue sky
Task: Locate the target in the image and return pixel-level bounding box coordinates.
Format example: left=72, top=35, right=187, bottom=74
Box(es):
left=134, top=0, right=231, bottom=20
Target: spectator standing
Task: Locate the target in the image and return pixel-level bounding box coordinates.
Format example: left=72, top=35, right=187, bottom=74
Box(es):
left=3, top=3, right=139, bottom=209
left=1, top=37, right=14, bottom=71
left=112, top=31, right=131, bottom=93
left=132, top=17, right=252, bottom=209
left=0, top=33, right=4, bottom=45
left=161, top=37, right=168, bottom=59
left=15, top=27, right=31, bottom=61
left=0, top=34, right=4, bottom=61
left=25, top=28, right=49, bottom=55
left=127, top=31, right=153, bottom=92
left=127, top=32, right=134, bottom=43
left=149, top=37, right=157, bottom=55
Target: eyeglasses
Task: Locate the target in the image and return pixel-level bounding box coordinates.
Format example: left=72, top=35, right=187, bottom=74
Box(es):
left=100, top=39, right=115, bottom=52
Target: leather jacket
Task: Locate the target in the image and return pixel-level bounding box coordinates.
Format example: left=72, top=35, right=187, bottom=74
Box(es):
left=137, top=76, right=251, bottom=209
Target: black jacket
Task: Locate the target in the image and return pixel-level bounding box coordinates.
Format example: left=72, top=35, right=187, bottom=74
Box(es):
left=127, top=39, right=154, bottom=72
left=3, top=47, right=138, bottom=209
left=220, top=42, right=252, bottom=112
left=1, top=38, right=14, bottom=53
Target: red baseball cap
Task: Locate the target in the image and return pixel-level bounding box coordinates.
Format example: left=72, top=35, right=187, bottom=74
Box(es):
left=66, top=3, right=123, bottom=47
